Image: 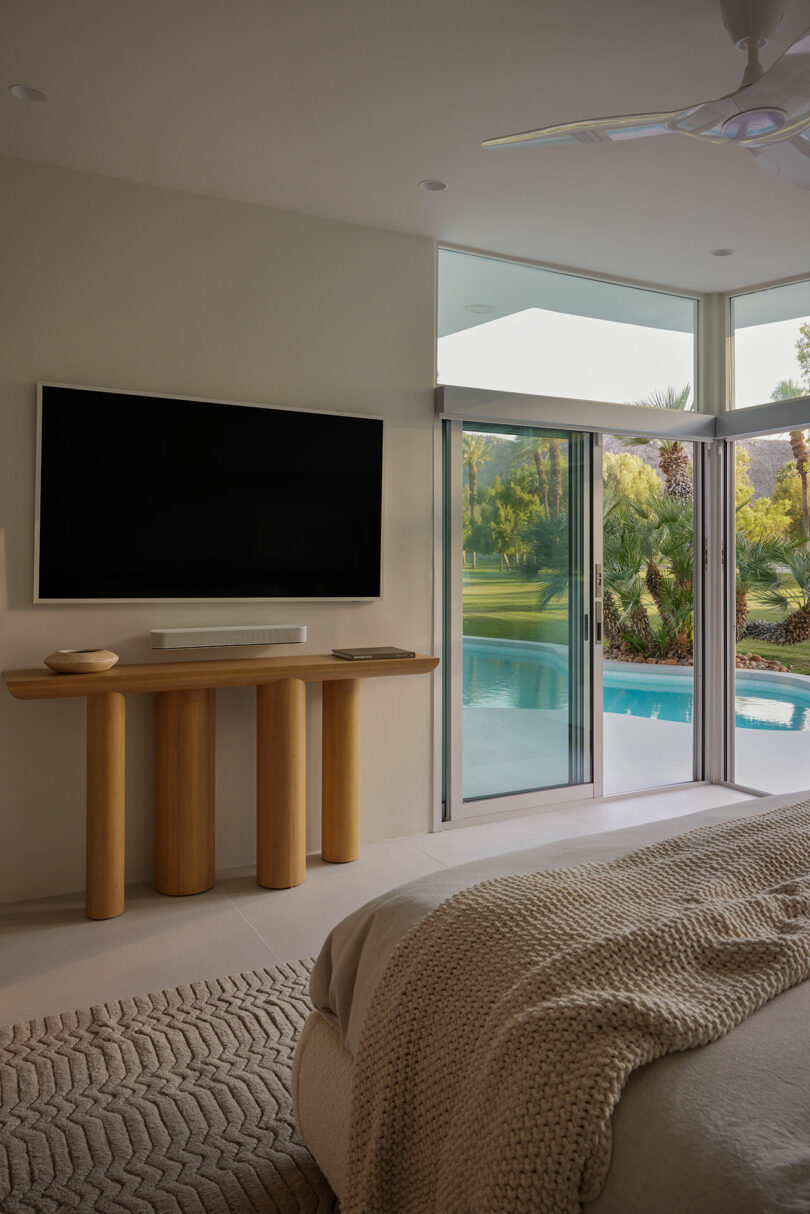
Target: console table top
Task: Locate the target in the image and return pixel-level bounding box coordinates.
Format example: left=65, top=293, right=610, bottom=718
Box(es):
left=3, top=653, right=439, bottom=700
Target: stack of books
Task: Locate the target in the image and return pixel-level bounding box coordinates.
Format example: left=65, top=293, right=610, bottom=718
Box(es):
left=331, top=646, right=416, bottom=661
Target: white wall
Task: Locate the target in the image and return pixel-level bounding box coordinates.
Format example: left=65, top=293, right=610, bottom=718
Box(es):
left=0, top=155, right=437, bottom=905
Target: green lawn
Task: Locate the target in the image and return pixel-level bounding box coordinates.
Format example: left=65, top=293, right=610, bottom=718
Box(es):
left=739, top=597, right=810, bottom=674
left=463, top=566, right=568, bottom=643
left=462, top=562, right=810, bottom=673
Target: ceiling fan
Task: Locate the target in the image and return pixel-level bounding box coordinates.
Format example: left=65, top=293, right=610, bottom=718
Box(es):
left=482, top=0, right=810, bottom=190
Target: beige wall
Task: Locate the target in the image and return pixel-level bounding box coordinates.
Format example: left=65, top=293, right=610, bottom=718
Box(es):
left=0, top=156, right=437, bottom=905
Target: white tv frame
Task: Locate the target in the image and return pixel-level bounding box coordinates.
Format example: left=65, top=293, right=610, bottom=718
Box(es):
left=34, top=381, right=385, bottom=604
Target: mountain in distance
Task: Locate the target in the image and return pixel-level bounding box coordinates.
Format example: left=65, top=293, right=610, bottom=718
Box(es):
left=603, top=435, right=793, bottom=500
left=468, top=432, right=795, bottom=502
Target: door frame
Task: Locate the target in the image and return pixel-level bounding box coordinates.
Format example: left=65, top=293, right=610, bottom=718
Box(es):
left=440, top=417, right=600, bottom=823
left=435, top=389, right=718, bottom=828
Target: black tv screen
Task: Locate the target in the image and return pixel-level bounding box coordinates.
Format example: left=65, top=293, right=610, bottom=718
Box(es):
left=36, top=385, right=384, bottom=601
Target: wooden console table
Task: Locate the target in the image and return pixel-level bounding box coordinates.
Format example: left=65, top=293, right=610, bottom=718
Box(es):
left=3, top=654, right=439, bottom=920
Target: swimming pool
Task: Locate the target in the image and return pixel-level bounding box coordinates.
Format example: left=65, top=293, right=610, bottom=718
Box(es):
left=463, top=638, right=810, bottom=732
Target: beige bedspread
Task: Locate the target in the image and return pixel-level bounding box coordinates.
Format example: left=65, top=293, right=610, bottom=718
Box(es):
left=310, top=793, right=810, bottom=1213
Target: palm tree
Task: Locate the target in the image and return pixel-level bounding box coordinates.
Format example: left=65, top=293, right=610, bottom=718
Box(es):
left=652, top=573, right=694, bottom=658
left=548, top=439, right=564, bottom=517
left=597, top=489, right=697, bottom=659
left=605, top=549, right=657, bottom=653
left=790, top=429, right=810, bottom=544
left=602, top=586, right=623, bottom=650
left=637, top=496, right=694, bottom=654
left=602, top=493, right=657, bottom=653
left=536, top=479, right=666, bottom=645
left=758, top=545, right=810, bottom=644
left=623, top=384, right=692, bottom=502
left=510, top=435, right=566, bottom=518
left=734, top=534, right=784, bottom=640
left=770, top=379, right=809, bottom=546
left=642, top=496, right=692, bottom=589
left=462, top=432, right=495, bottom=568
left=529, top=511, right=572, bottom=609
left=462, top=432, right=494, bottom=522
left=510, top=436, right=550, bottom=515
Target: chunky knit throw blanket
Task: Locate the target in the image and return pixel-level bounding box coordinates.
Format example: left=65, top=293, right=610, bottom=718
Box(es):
left=343, top=801, right=810, bottom=1214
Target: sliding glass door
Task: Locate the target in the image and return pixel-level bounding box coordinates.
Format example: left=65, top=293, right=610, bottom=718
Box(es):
left=726, top=281, right=810, bottom=793
left=444, top=421, right=598, bottom=818
left=602, top=434, right=696, bottom=795
left=730, top=430, right=810, bottom=794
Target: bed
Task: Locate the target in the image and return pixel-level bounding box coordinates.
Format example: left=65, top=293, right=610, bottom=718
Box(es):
left=293, top=791, right=810, bottom=1212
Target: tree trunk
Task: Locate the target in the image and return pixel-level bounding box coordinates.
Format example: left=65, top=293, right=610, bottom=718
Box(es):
left=533, top=450, right=550, bottom=515
left=658, top=442, right=692, bottom=502
left=469, top=461, right=479, bottom=521
left=735, top=589, right=747, bottom=642
left=673, top=628, right=691, bottom=659
left=549, top=441, right=563, bottom=517
left=602, top=589, right=622, bottom=649
left=789, top=430, right=809, bottom=546
left=645, top=560, right=666, bottom=619
left=629, top=605, right=655, bottom=651
left=784, top=606, right=810, bottom=644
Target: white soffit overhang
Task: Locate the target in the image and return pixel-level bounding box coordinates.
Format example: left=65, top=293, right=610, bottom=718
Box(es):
left=438, top=249, right=696, bottom=340
left=731, top=278, right=810, bottom=329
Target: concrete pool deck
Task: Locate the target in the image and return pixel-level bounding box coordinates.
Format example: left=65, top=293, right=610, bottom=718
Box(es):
left=462, top=707, right=694, bottom=798
left=463, top=704, right=810, bottom=796
left=462, top=641, right=810, bottom=798
left=603, top=710, right=810, bottom=796
left=606, top=659, right=810, bottom=793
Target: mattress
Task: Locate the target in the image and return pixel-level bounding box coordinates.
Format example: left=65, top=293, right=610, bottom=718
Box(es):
left=299, top=791, right=810, bottom=1210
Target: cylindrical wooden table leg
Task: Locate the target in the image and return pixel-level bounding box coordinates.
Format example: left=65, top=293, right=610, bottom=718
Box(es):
left=322, top=679, right=360, bottom=863
left=86, top=692, right=126, bottom=920
left=156, top=688, right=216, bottom=896
left=256, top=678, right=307, bottom=889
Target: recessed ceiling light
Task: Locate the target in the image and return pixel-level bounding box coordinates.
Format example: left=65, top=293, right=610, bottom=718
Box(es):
left=9, top=84, right=49, bottom=103
left=418, top=179, right=448, bottom=191
left=465, top=304, right=496, bottom=315
left=711, top=248, right=734, bottom=257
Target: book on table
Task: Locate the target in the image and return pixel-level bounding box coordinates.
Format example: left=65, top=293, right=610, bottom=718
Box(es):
left=331, top=646, right=416, bottom=661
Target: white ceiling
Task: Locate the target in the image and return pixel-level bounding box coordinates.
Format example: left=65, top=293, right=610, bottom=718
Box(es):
left=3, top=0, right=810, bottom=293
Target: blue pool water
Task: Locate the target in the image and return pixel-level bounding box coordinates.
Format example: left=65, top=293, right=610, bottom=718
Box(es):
left=463, top=640, right=810, bottom=732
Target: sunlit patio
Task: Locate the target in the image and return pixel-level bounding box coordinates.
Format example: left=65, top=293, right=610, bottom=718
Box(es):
left=462, top=656, right=810, bottom=802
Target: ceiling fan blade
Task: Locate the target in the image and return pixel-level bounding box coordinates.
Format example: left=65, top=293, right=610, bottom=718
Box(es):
left=668, top=26, right=810, bottom=145
left=482, top=108, right=685, bottom=150
left=481, top=25, right=810, bottom=157
left=749, top=131, right=810, bottom=188
left=732, top=25, right=810, bottom=139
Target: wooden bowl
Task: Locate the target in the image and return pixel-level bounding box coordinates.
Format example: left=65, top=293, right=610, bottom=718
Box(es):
left=44, top=649, right=120, bottom=674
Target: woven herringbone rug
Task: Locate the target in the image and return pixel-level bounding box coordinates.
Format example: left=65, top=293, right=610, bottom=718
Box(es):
left=0, top=959, right=338, bottom=1213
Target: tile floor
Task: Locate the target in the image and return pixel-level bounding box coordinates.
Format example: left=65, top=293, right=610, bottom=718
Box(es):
left=0, top=783, right=754, bottom=1027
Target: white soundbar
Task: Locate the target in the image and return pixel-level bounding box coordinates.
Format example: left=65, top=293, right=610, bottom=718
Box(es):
left=150, top=624, right=307, bottom=650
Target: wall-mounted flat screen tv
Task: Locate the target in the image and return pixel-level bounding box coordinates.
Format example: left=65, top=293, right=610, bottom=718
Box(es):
left=36, top=384, right=384, bottom=602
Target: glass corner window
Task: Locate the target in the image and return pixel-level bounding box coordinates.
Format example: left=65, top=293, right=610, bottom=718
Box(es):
left=731, top=279, right=810, bottom=409
left=437, top=247, right=697, bottom=409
